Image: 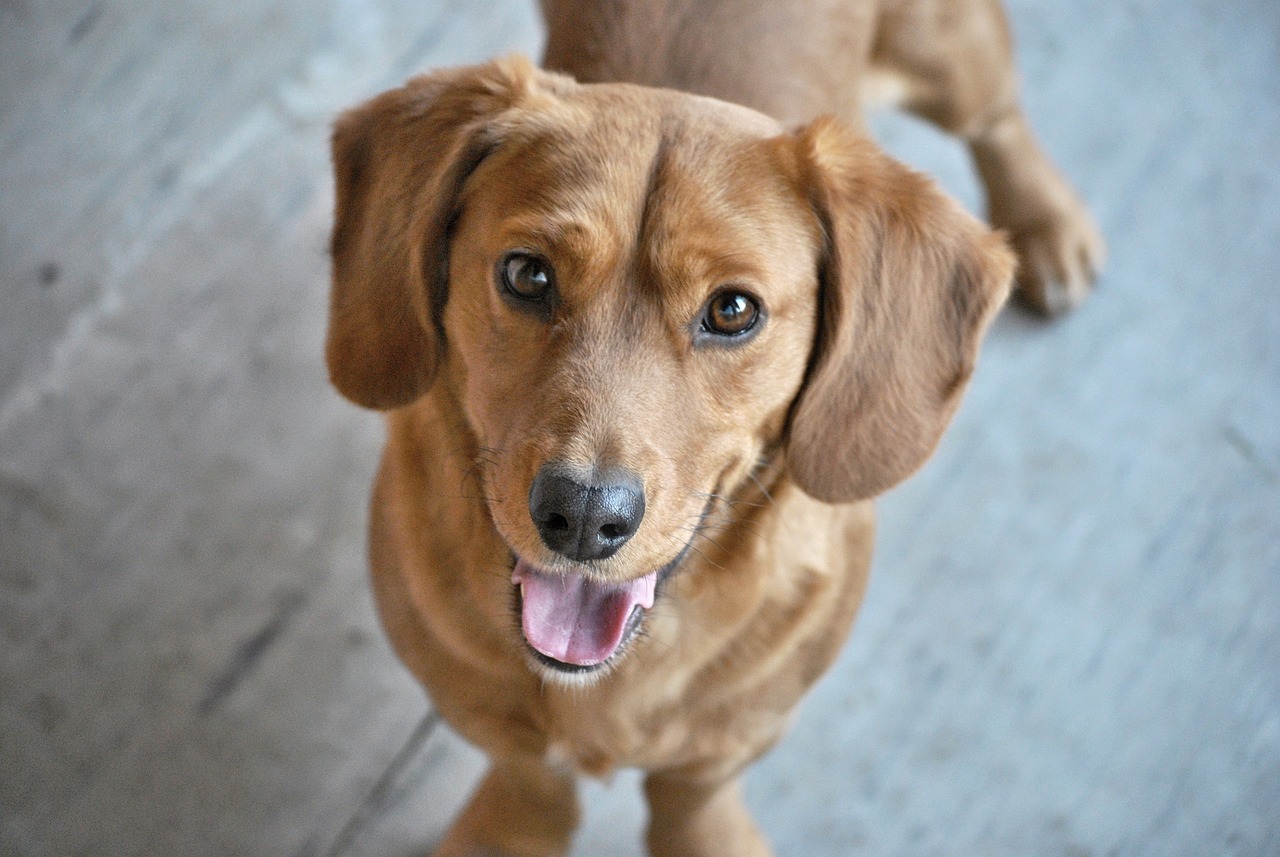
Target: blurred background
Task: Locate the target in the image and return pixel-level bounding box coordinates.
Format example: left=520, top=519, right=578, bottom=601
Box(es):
left=1, top=1, right=1277, bottom=855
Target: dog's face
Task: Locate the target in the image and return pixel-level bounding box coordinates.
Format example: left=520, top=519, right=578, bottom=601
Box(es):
left=443, top=89, right=823, bottom=674
left=326, top=57, right=1013, bottom=680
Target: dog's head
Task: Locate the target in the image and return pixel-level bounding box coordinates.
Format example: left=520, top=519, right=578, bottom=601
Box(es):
left=327, top=57, right=1013, bottom=679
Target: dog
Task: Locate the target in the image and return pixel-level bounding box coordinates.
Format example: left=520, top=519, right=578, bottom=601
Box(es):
left=324, top=1, right=1101, bottom=854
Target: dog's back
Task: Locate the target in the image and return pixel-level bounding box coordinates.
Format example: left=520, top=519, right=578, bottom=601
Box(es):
left=540, top=0, right=877, bottom=124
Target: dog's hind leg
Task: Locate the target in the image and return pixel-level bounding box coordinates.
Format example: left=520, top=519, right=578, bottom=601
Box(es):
left=871, top=0, right=1105, bottom=315
left=432, top=755, right=579, bottom=857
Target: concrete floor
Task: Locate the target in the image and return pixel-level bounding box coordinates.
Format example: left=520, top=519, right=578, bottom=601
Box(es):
left=2, top=1, right=1277, bottom=855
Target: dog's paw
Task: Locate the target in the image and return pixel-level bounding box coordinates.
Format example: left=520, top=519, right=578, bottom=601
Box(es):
left=1005, top=199, right=1106, bottom=316
left=974, top=118, right=1107, bottom=317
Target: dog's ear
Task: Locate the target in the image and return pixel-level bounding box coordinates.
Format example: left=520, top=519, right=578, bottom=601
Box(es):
left=784, top=117, right=1015, bottom=503
left=327, top=56, right=549, bottom=409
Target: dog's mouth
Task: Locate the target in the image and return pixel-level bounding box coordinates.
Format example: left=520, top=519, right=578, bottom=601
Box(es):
left=512, top=560, right=657, bottom=672
left=506, top=495, right=713, bottom=674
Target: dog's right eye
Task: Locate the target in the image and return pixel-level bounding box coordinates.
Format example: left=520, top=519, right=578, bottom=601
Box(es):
left=499, top=252, right=555, bottom=303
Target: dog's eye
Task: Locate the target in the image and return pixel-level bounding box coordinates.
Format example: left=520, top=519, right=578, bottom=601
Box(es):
left=702, top=291, right=761, bottom=338
left=500, top=252, right=555, bottom=302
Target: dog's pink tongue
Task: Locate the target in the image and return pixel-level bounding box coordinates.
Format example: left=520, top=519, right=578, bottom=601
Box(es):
left=514, top=560, right=656, bottom=666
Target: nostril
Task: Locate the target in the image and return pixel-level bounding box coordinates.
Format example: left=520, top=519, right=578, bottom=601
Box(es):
left=594, top=479, right=644, bottom=549
left=544, top=512, right=570, bottom=532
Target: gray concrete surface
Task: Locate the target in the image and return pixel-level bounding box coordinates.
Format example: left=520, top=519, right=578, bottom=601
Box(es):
left=1, top=1, right=1277, bottom=855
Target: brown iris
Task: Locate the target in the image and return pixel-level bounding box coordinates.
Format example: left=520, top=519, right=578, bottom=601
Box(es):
left=501, top=252, right=554, bottom=301
left=703, top=291, right=760, bottom=337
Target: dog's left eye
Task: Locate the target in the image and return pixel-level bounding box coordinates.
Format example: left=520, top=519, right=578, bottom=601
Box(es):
left=701, top=290, right=762, bottom=339
left=500, top=252, right=555, bottom=302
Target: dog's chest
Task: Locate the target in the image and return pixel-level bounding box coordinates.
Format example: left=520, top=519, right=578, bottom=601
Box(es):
left=537, top=667, right=787, bottom=778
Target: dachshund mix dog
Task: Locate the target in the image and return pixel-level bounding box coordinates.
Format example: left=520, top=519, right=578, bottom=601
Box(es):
left=325, top=1, right=1101, bottom=854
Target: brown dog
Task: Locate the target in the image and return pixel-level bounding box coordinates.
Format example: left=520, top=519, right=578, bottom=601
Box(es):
left=325, top=2, right=1099, bottom=855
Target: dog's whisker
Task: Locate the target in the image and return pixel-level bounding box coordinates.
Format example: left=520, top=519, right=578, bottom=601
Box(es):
left=677, top=538, right=725, bottom=572
left=681, top=524, right=729, bottom=556
left=746, top=470, right=777, bottom=509
left=462, top=469, right=490, bottom=493
left=692, top=490, right=771, bottom=512
left=698, top=515, right=769, bottom=543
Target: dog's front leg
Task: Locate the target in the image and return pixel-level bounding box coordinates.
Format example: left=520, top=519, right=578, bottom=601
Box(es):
left=432, top=754, right=580, bottom=857
left=643, top=768, right=771, bottom=857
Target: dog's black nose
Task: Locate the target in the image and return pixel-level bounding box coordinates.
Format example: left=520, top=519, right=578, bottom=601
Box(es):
left=529, top=465, right=645, bottom=562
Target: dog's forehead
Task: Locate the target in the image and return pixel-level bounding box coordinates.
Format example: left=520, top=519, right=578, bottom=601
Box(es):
left=469, top=84, right=813, bottom=295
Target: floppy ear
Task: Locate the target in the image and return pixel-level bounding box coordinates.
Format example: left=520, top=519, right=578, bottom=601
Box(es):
left=326, top=56, right=545, bottom=409
left=785, top=117, right=1015, bottom=503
